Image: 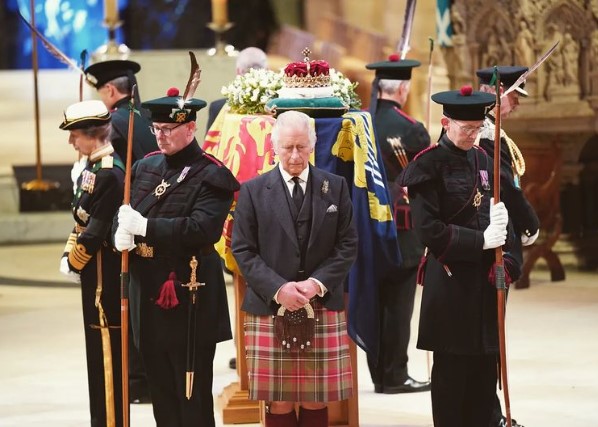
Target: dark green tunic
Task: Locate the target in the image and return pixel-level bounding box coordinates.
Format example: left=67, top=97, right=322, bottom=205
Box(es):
left=110, top=97, right=158, bottom=163
left=373, top=99, right=430, bottom=268
left=124, top=140, right=239, bottom=426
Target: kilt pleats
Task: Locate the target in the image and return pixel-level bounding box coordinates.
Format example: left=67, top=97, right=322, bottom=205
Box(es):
left=244, top=300, right=353, bottom=402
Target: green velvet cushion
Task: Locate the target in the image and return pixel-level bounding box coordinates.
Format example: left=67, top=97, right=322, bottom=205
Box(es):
left=265, top=96, right=349, bottom=118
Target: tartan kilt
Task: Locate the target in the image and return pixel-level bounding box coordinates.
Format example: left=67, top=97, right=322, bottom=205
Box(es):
left=244, top=299, right=353, bottom=402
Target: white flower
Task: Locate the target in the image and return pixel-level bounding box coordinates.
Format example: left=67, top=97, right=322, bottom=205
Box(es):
left=223, top=68, right=283, bottom=114
left=329, top=69, right=361, bottom=110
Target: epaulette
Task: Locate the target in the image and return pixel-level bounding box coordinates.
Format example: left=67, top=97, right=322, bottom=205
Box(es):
left=101, top=156, right=114, bottom=169
left=413, top=143, right=438, bottom=161
left=393, top=106, right=416, bottom=124
left=203, top=152, right=224, bottom=167
left=144, top=150, right=162, bottom=158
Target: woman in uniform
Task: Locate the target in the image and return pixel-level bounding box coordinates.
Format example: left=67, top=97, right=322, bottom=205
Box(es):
left=58, top=99, right=125, bottom=427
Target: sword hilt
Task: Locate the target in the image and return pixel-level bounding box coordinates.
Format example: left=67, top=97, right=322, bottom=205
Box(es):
left=182, top=256, right=205, bottom=303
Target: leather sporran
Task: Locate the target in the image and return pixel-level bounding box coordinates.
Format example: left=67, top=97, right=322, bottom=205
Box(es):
left=274, top=303, right=315, bottom=352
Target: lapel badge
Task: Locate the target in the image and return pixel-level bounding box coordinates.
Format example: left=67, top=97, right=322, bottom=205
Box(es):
left=472, top=188, right=483, bottom=209
left=321, top=179, right=329, bottom=195
left=153, top=179, right=171, bottom=199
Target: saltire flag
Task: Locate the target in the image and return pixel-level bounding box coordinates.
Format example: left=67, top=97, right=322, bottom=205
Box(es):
left=437, top=0, right=453, bottom=47
left=203, top=110, right=402, bottom=359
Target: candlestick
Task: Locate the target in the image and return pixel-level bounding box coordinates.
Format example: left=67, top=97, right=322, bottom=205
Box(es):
left=104, top=0, right=119, bottom=27
left=206, top=22, right=235, bottom=56
left=94, top=0, right=129, bottom=61
left=211, top=0, right=228, bottom=26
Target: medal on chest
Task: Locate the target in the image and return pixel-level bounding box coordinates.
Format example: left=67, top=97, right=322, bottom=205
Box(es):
left=153, top=179, right=171, bottom=199
left=480, top=170, right=490, bottom=191
left=80, top=170, right=96, bottom=194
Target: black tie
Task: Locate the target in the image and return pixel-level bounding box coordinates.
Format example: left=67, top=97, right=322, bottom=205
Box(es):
left=292, top=177, right=304, bottom=211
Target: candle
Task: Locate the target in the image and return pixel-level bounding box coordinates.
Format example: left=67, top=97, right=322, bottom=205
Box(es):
left=104, top=0, right=119, bottom=24
left=211, top=0, right=228, bottom=26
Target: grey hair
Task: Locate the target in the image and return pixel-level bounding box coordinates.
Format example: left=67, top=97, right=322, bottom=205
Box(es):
left=378, top=79, right=409, bottom=96
left=106, top=76, right=130, bottom=94
left=79, top=122, right=113, bottom=141
left=236, top=47, right=268, bottom=74
left=271, top=111, right=316, bottom=149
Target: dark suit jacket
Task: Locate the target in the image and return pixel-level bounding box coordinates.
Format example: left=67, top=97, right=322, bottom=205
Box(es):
left=232, top=165, right=358, bottom=315
left=206, top=98, right=227, bottom=134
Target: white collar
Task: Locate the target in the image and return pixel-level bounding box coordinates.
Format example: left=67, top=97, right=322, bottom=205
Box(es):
left=278, top=164, right=309, bottom=183
left=89, top=143, right=115, bottom=163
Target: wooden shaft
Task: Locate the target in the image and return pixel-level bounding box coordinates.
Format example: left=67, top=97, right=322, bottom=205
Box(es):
left=119, top=85, right=137, bottom=427
left=29, top=0, right=43, bottom=182
left=493, top=68, right=511, bottom=427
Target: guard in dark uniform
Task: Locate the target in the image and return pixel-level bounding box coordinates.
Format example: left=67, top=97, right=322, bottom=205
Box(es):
left=85, top=59, right=158, bottom=164
left=84, top=59, right=157, bottom=403
left=477, top=65, right=540, bottom=427
left=114, top=87, right=240, bottom=427
left=398, top=87, right=523, bottom=427
left=364, top=56, right=431, bottom=394
left=58, top=100, right=125, bottom=427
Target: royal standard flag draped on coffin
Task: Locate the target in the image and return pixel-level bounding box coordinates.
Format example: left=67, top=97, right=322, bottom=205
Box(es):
left=203, top=110, right=402, bottom=359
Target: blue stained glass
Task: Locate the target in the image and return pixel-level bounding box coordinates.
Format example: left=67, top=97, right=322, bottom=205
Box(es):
left=8, top=0, right=127, bottom=69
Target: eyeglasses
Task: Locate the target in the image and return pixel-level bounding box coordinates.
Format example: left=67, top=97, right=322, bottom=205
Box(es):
left=149, top=122, right=186, bottom=136
left=450, top=120, right=482, bottom=136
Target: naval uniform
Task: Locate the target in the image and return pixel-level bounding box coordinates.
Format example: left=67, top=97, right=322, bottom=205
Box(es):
left=368, top=98, right=430, bottom=391
left=398, top=134, right=523, bottom=427
left=63, top=145, right=125, bottom=427
left=123, top=140, right=239, bottom=427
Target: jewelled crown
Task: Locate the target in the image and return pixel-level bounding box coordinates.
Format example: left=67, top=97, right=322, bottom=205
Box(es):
left=283, top=48, right=331, bottom=89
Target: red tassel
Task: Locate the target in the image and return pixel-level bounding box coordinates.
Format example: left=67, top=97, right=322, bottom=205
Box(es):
left=416, top=251, right=428, bottom=286
left=155, top=272, right=180, bottom=309
left=488, top=263, right=513, bottom=288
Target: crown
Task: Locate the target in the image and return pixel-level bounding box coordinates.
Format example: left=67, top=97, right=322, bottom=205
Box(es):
left=283, top=47, right=331, bottom=89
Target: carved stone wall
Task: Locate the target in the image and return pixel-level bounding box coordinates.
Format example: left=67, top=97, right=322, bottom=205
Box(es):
left=442, top=0, right=598, bottom=270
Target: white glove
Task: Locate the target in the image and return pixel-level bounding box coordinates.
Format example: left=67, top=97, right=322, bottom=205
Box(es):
left=114, top=227, right=136, bottom=252
left=118, top=205, right=148, bottom=236
left=60, top=256, right=81, bottom=284
left=489, top=198, right=508, bottom=227
left=70, top=156, right=87, bottom=194
left=521, top=229, right=539, bottom=246
left=483, top=225, right=507, bottom=249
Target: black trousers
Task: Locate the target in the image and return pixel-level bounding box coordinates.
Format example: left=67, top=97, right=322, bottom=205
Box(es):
left=431, top=352, right=497, bottom=427
left=142, top=339, right=217, bottom=427
left=367, top=267, right=418, bottom=388
left=80, top=249, right=123, bottom=427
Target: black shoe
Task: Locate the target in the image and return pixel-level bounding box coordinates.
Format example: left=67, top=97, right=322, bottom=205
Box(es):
left=373, top=384, right=383, bottom=393
left=383, top=377, right=431, bottom=394
left=498, top=416, right=524, bottom=427
left=229, top=357, right=236, bottom=370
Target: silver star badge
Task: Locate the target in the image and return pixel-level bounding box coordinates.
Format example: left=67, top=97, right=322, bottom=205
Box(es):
left=76, top=207, right=90, bottom=222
